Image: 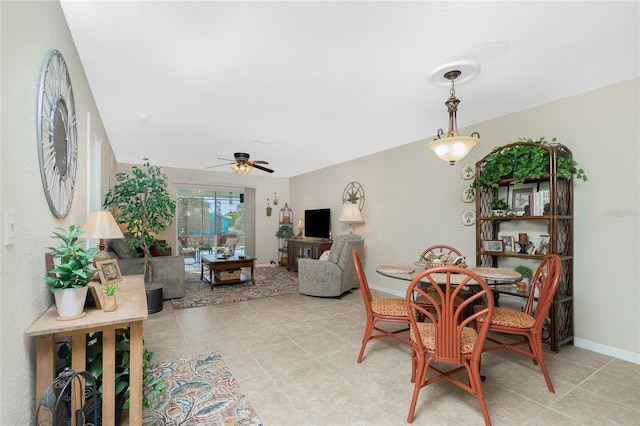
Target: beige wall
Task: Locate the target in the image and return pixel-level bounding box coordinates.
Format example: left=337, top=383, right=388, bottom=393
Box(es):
left=1, top=1, right=115, bottom=423
left=291, top=78, right=640, bottom=361
left=117, top=163, right=290, bottom=264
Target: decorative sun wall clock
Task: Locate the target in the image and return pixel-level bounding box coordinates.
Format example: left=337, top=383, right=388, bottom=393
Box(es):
left=37, top=50, right=78, bottom=218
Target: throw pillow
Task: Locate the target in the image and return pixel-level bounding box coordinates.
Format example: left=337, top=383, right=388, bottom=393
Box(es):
left=319, top=250, right=330, bottom=261
left=109, top=239, right=137, bottom=259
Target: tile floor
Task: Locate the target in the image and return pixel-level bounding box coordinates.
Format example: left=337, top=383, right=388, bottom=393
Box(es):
left=142, top=288, right=640, bottom=425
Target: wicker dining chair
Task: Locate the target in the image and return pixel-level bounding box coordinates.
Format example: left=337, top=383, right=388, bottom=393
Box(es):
left=474, top=254, right=562, bottom=392
left=352, top=250, right=411, bottom=363
left=405, top=266, right=495, bottom=425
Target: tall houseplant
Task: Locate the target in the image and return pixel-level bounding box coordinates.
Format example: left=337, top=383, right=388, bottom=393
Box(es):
left=44, top=225, right=98, bottom=318
left=103, top=162, right=176, bottom=283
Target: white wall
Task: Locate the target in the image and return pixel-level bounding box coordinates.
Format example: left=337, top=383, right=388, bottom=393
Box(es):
left=0, top=1, right=115, bottom=423
left=117, top=163, right=291, bottom=265
left=291, top=78, right=640, bottom=361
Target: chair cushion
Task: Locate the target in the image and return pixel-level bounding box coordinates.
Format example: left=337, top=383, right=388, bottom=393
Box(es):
left=474, top=306, right=535, bottom=329
left=319, top=250, right=330, bottom=261
left=410, top=322, right=478, bottom=354
left=370, top=298, right=408, bottom=317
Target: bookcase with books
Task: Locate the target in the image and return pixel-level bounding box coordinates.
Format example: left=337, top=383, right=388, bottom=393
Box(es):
left=474, top=141, right=574, bottom=352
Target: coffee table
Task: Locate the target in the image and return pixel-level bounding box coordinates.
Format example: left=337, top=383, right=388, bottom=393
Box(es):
left=200, top=255, right=256, bottom=289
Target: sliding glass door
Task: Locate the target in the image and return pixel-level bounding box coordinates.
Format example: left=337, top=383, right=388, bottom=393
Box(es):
left=176, top=188, right=246, bottom=259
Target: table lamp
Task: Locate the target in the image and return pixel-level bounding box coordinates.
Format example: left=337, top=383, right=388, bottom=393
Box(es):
left=82, top=210, right=125, bottom=263
left=297, top=219, right=305, bottom=238
left=338, top=203, right=364, bottom=234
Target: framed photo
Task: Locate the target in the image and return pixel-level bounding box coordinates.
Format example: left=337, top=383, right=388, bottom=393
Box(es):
left=86, top=283, right=102, bottom=310
left=95, top=259, right=122, bottom=285
left=512, top=187, right=534, bottom=215
left=482, top=240, right=504, bottom=252
left=500, top=235, right=516, bottom=253
left=534, top=234, right=550, bottom=255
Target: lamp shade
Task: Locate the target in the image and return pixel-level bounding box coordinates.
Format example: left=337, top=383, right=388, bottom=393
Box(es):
left=82, top=210, right=124, bottom=240
left=427, top=135, right=479, bottom=164
left=297, top=219, right=305, bottom=229
left=338, top=203, right=364, bottom=224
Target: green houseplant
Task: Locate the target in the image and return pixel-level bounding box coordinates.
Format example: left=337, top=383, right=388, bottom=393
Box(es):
left=475, top=137, right=587, bottom=190
left=56, top=328, right=166, bottom=416
left=490, top=198, right=509, bottom=211
left=44, top=225, right=99, bottom=318
left=103, top=162, right=176, bottom=284
left=275, top=224, right=294, bottom=239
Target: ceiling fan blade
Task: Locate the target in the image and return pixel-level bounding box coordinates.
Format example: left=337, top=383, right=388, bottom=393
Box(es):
left=206, top=162, right=234, bottom=169
left=251, top=163, right=274, bottom=173
left=217, top=157, right=235, bottom=162
left=251, top=160, right=269, bottom=165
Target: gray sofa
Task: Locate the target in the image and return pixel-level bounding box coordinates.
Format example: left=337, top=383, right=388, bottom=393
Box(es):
left=298, top=234, right=364, bottom=297
left=107, top=239, right=185, bottom=300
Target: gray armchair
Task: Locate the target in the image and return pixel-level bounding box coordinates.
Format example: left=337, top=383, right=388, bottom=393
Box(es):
left=298, top=235, right=364, bottom=297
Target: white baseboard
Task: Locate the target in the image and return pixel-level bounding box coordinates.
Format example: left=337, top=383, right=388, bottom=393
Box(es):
left=369, top=283, right=640, bottom=365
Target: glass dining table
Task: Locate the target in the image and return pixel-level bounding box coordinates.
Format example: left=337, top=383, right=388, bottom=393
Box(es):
left=375, top=264, right=523, bottom=305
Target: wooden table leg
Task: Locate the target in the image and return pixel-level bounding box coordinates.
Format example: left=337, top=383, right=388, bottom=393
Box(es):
left=250, top=262, right=255, bottom=285
left=35, top=335, right=56, bottom=424
left=128, top=321, right=144, bottom=426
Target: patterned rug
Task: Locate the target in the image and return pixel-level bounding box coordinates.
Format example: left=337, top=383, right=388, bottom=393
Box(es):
left=171, top=266, right=298, bottom=309
left=143, top=352, right=261, bottom=425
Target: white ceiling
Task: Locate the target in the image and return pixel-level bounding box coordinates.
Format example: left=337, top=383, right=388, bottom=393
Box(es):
left=61, top=1, right=639, bottom=178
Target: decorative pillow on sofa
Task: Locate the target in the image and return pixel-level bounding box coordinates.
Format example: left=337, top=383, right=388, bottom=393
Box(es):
left=319, top=250, right=330, bottom=261
left=109, top=239, right=137, bottom=259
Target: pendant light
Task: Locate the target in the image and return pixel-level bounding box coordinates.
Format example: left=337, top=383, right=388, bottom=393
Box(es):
left=428, top=69, right=480, bottom=165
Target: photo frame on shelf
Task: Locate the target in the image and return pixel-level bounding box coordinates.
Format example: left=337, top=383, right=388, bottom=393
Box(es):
left=85, top=283, right=102, bottom=310
left=534, top=234, right=550, bottom=255
left=95, top=259, right=122, bottom=285
left=500, top=235, right=515, bottom=253
left=512, top=187, right=535, bottom=215
left=482, top=240, right=504, bottom=252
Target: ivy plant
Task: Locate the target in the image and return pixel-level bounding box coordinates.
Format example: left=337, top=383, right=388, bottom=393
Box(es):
left=475, top=137, right=587, bottom=189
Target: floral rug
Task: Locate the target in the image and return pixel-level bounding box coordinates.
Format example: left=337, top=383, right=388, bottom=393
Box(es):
left=171, top=266, right=298, bottom=309
left=142, top=352, right=262, bottom=425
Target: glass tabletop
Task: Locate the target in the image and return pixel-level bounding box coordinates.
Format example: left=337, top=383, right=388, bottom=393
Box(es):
left=376, top=264, right=521, bottom=285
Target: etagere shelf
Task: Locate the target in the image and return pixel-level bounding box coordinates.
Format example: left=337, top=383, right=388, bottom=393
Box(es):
left=474, top=141, right=574, bottom=352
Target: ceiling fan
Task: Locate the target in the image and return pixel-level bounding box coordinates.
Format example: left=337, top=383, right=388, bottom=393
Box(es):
left=207, top=152, right=274, bottom=174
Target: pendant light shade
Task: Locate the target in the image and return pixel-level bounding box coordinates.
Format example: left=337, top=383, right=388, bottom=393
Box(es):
left=429, top=69, right=480, bottom=165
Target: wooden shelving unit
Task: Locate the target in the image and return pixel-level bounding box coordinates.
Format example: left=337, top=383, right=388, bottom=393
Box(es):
left=474, top=141, right=574, bottom=352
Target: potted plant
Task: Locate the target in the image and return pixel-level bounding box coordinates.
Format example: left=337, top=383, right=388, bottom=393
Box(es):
left=275, top=224, right=294, bottom=239
left=475, top=137, right=587, bottom=190
left=103, top=162, right=176, bottom=284
left=103, top=284, right=119, bottom=312
left=514, top=264, right=533, bottom=289
left=44, top=225, right=99, bottom=319
left=490, top=198, right=510, bottom=217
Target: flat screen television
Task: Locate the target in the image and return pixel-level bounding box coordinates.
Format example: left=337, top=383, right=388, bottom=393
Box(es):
left=304, top=208, right=331, bottom=239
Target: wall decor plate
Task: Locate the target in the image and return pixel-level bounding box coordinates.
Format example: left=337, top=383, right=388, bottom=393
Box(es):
left=461, top=209, right=476, bottom=226
left=461, top=163, right=475, bottom=180
left=461, top=186, right=475, bottom=202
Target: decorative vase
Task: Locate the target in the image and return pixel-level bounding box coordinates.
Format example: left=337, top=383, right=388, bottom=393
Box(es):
left=103, top=295, right=117, bottom=312
left=54, top=286, right=89, bottom=319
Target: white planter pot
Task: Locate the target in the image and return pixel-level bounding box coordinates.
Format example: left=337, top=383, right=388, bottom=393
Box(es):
left=54, top=286, right=88, bottom=319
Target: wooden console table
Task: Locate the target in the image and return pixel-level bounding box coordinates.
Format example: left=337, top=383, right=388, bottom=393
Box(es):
left=26, top=275, right=148, bottom=426
left=286, top=238, right=333, bottom=272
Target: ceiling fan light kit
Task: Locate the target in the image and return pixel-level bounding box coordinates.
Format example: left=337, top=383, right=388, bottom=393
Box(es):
left=207, top=152, right=274, bottom=174
left=428, top=62, right=480, bottom=165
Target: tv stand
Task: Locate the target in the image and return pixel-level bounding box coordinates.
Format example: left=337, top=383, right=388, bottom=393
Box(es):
left=286, top=238, right=333, bottom=272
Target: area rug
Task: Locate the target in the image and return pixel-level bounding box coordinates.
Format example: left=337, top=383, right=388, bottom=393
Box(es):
left=171, top=266, right=298, bottom=309
left=142, top=352, right=262, bottom=425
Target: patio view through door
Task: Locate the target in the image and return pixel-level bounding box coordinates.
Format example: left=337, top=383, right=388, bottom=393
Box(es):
left=176, top=188, right=251, bottom=269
